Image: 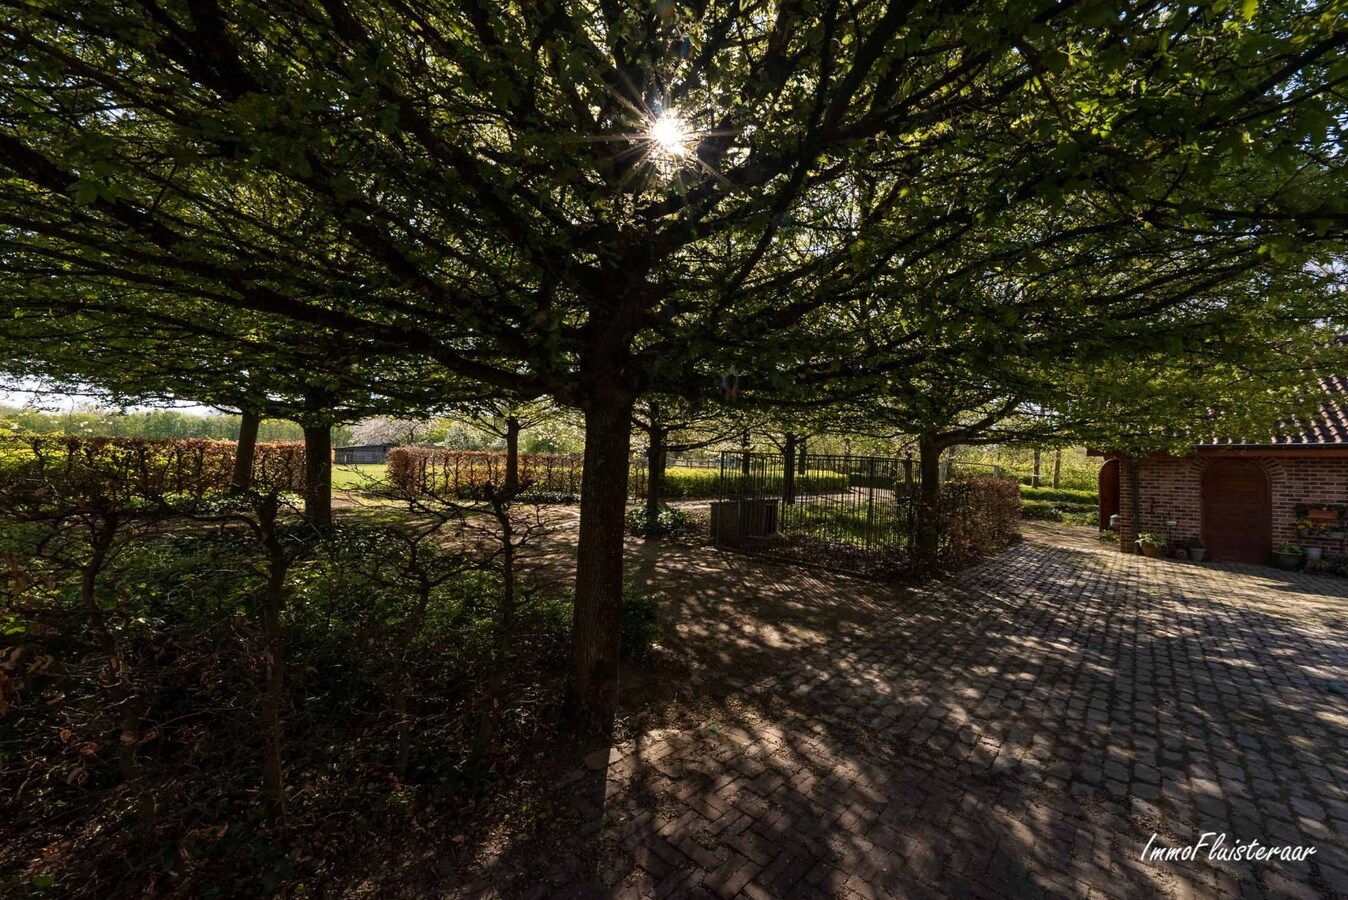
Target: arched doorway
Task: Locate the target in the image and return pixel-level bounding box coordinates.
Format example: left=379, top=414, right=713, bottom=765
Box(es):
left=1202, top=460, right=1271, bottom=564
left=1098, top=459, right=1120, bottom=530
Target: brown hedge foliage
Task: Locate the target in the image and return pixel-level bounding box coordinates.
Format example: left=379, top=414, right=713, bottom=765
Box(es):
left=0, top=435, right=306, bottom=505
left=940, top=475, right=1022, bottom=567
left=386, top=448, right=582, bottom=498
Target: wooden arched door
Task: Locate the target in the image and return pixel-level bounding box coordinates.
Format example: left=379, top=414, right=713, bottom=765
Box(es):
left=1202, top=460, right=1270, bottom=564
left=1099, top=459, right=1120, bottom=529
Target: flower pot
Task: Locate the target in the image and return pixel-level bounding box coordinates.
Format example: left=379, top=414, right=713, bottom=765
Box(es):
left=1304, top=547, right=1324, bottom=561
left=1189, top=548, right=1206, bottom=562
left=1139, top=542, right=1164, bottom=559
left=1274, top=552, right=1302, bottom=571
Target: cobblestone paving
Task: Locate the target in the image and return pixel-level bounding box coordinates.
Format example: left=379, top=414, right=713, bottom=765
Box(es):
left=557, top=525, right=1348, bottom=899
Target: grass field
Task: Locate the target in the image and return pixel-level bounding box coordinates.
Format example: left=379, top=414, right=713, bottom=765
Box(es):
left=332, top=463, right=387, bottom=490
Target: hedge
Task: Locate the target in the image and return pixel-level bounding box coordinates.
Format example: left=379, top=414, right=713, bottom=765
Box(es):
left=942, top=475, right=1022, bottom=566
left=0, top=435, right=306, bottom=506
left=1020, top=486, right=1097, bottom=504
left=1021, top=498, right=1099, bottom=525
left=387, top=448, right=583, bottom=498
left=654, top=466, right=848, bottom=500
left=695, top=468, right=851, bottom=499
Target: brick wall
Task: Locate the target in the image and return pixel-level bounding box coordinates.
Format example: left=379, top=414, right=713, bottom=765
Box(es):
left=1274, top=457, right=1348, bottom=553
left=1116, top=455, right=1202, bottom=547
left=1115, top=454, right=1348, bottom=555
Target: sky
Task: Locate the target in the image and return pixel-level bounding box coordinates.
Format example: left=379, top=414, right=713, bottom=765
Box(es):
left=0, top=379, right=214, bottom=415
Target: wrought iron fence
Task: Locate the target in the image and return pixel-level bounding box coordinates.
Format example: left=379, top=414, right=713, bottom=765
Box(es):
left=627, top=452, right=725, bottom=501
left=711, top=452, right=924, bottom=576
left=707, top=451, right=1022, bottom=577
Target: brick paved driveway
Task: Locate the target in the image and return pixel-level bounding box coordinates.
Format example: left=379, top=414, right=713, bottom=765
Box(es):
left=473, top=522, right=1348, bottom=898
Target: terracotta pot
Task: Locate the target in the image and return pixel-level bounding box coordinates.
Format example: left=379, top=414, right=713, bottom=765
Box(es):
left=1139, top=542, right=1164, bottom=559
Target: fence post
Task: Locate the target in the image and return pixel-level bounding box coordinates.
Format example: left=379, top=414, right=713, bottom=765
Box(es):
left=866, top=457, right=876, bottom=549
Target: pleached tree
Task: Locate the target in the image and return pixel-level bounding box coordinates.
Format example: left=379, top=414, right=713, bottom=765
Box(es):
left=1, top=0, right=1345, bottom=710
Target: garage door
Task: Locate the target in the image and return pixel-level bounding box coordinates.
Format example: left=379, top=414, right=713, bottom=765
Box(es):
left=1202, top=460, right=1270, bottom=564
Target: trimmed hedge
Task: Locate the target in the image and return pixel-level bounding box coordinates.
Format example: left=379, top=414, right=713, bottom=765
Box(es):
left=695, top=468, right=851, bottom=499
left=942, top=475, right=1022, bottom=565
left=386, top=448, right=583, bottom=498
left=655, top=466, right=721, bottom=500
left=1021, top=486, right=1097, bottom=504
left=1021, top=499, right=1098, bottom=525
left=0, top=435, right=305, bottom=505
left=1019, top=486, right=1099, bottom=526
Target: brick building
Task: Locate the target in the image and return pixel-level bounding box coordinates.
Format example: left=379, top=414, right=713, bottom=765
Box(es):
left=1099, top=374, right=1348, bottom=564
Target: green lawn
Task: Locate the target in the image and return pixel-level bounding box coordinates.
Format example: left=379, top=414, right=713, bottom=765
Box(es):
left=332, top=463, right=387, bottom=490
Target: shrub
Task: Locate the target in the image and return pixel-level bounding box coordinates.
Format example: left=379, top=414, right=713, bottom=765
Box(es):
left=1317, top=554, right=1348, bottom=577
left=625, top=504, right=691, bottom=537
left=620, top=589, right=662, bottom=659
left=0, top=515, right=576, bottom=896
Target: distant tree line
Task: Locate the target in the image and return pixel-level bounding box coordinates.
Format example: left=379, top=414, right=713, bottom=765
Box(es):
left=0, top=406, right=352, bottom=445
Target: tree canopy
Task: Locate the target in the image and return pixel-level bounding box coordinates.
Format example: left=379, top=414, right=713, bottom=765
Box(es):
left=1, top=0, right=1345, bottom=707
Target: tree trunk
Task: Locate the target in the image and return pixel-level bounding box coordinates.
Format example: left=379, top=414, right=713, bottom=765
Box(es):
left=1052, top=448, right=1061, bottom=490
left=798, top=437, right=807, bottom=475
left=303, top=422, right=332, bottom=527
left=645, top=424, right=665, bottom=518
left=504, top=415, right=521, bottom=495
left=571, top=393, right=635, bottom=715
left=1031, top=448, right=1041, bottom=488
left=782, top=432, right=797, bottom=505
left=231, top=410, right=261, bottom=492
left=915, top=435, right=943, bottom=569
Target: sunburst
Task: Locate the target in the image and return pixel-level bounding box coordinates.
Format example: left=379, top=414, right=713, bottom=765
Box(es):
left=648, top=109, right=694, bottom=160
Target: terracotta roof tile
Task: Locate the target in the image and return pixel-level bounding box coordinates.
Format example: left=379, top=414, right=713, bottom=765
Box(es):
left=1203, top=375, right=1348, bottom=447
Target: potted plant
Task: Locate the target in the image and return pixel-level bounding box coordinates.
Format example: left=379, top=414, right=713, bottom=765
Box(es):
left=1136, top=532, right=1166, bottom=559
left=1304, top=545, right=1324, bottom=562
left=1188, top=538, right=1206, bottom=562
left=1273, top=542, right=1302, bottom=570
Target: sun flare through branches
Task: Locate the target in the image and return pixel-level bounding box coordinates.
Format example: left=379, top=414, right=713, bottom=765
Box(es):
left=645, top=108, right=696, bottom=168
